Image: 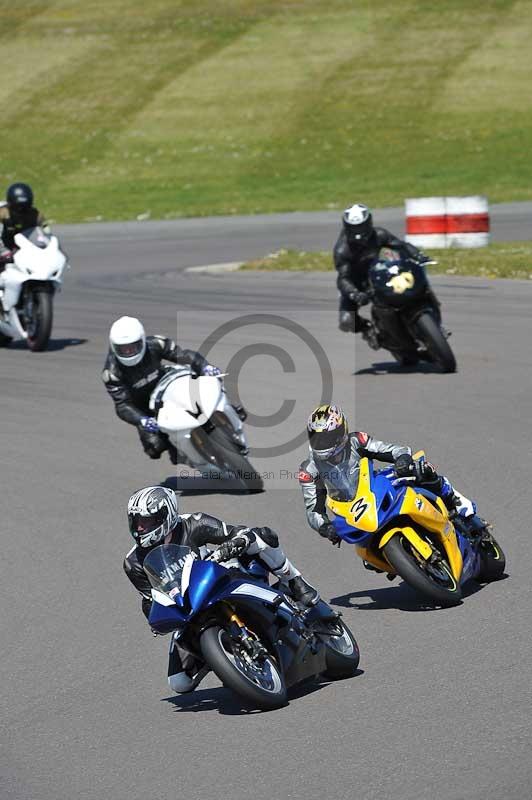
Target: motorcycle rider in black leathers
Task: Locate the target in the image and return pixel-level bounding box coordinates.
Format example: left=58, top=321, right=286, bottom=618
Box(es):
left=0, top=182, right=48, bottom=272
left=334, top=203, right=426, bottom=335
left=124, top=485, right=319, bottom=693
left=102, top=315, right=246, bottom=463
left=299, top=405, right=486, bottom=555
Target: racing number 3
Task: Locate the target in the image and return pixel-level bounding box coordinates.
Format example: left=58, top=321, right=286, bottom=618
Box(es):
left=351, top=496, right=369, bottom=522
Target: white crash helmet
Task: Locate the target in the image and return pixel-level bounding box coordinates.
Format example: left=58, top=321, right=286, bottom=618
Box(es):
left=109, top=316, right=146, bottom=366
left=127, top=486, right=180, bottom=548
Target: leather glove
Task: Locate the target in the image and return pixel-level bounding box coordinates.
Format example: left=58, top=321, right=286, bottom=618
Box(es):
left=213, top=535, right=249, bottom=563
left=394, top=453, right=418, bottom=479
left=394, top=454, right=434, bottom=482
left=318, top=522, right=341, bottom=547
left=139, top=416, right=159, bottom=433
left=348, top=290, right=370, bottom=307
left=202, top=364, right=221, bottom=377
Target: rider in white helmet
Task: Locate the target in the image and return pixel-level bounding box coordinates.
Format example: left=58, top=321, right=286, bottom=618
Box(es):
left=334, top=203, right=429, bottom=335
left=102, top=316, right=246, bottom=462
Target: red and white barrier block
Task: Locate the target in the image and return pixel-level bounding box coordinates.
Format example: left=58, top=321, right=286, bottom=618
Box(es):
left=405, top=196, right=489, bottom=249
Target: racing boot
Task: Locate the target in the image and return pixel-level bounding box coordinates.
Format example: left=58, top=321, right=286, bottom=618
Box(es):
left=288, top=575, right=320, bottom=608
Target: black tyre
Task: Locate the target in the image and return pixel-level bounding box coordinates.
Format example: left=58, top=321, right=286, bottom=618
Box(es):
left=0, top=332, right=12, bottom=347
left=477, top=535, right=506, bottom=582
left=383, top=533, right=463, bottom=606
left=415, top=312, right=456, bottom=373
left=198, top=426, right=264, bottom=493
left=26, top=291, right=53, bottom=352
left=200, top=625, right=287, bottom=710
left=320, top=620, right=360, bottom=679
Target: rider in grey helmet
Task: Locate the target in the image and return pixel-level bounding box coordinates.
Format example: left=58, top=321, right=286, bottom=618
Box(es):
left=123, top=486, right=320, bottom=693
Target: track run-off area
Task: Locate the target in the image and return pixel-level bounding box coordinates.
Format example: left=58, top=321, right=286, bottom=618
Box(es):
left=2, top=205, right=532, bottom=800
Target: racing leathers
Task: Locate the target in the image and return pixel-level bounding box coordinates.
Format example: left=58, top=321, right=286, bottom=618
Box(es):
left=334, top=227, right=424, bottom=333
left=298, top=431, right=476, bottom=543
left=102, top=335, right=209, bottom=460
left=124, top=512, right=319, bottom=692
left=0, top=202, right=48, bottom=270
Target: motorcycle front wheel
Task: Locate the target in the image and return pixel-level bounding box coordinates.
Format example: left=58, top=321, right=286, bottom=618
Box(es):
left=200, top=625, right=287, bottom=710
left=383, top=533, right=463, bottom=606
left=415, top=312, right=456, bottom=373
left=25, top=290, right=53, bottom=352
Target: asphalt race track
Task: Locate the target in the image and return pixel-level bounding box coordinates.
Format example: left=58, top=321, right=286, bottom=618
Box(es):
left=2, top=206, right=532, bottom=800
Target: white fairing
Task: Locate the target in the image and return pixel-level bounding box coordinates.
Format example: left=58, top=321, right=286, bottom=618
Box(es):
left=151, top=371, right=223, bottom=433
left=0, top=231, right=68, bottom=341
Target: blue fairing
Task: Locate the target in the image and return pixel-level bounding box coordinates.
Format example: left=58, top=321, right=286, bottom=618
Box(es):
left=148, top=556, right=275, bottom=634
left=187, top=559, right=230, bottom=612
left=455, top=530, right=481, bottom=582
left=149, top=601, right=188, bottom=634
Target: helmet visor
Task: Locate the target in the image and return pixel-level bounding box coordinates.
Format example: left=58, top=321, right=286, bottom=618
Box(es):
left=128, top=506, right=168, bottom=538
left=345, top=217, right=373, bottom=243
left=114, top=339, right=143, bottom=359
left=310, top=430, right=348, bottom=463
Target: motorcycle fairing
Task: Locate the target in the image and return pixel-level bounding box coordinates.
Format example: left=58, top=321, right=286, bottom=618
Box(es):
left=327, top=457, right=465, bottom=582
left=153, top=372, right=223, bottom=432
left=327, top=459, right=401, bottom=542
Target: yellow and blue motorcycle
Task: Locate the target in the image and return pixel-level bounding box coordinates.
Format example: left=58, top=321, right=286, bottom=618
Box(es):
left=326, top=454, right=505, bottom=606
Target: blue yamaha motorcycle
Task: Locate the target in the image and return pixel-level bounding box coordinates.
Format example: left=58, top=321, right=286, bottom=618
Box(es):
left=144, top=544, right=360, bottom=709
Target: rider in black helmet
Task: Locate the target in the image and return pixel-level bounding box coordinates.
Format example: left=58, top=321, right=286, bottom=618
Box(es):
left=334, top=203, right=426, bottom=335
left=0, top=183, right=48, bottom=270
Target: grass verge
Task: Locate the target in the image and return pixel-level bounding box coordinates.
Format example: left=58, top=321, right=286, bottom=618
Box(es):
left=240, top=243, right=532, bottom=280
left=1, top=1, right=532, bottom=222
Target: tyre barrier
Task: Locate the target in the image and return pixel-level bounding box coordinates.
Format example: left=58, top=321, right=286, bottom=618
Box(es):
left=405, top=196, right=489, bottom=249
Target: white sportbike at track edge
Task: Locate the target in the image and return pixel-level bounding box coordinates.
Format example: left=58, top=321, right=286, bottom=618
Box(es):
left=150, top=366, right=264, bottom=493
left=0, top=226, right=69, bottom=351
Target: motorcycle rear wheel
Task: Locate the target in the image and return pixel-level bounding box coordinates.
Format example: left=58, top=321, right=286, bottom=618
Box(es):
left=200, top=625, right=287, bottom=710
left=25, top=291, right=53, bottom=352
left=196, top=426, right=264, bottom=494
left=477, top=534, right=506, bottom=582
left=320, top=620, right=360, bottom=679
left=383, top=534, right=463, bottom=606
left=415, top=312, right=456, bottom=373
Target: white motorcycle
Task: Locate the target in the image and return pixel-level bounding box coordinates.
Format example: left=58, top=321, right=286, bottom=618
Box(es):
left=0, top=226, right=68, bottom=351
left=150, top=366, right=263, bottom=494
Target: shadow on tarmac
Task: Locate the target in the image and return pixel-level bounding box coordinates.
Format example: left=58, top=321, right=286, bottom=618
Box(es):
left=8, top=337, right=88, bottom=351
left=161, top=475, right=260, bottom=496
left=330, top=579, right=485, bottom=612
left=162, top=673, right=363, bottom=715
left=354, top=360, right=441, bottom=376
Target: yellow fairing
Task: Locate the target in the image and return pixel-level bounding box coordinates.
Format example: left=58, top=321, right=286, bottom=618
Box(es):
left=397, top=488, right=463, bottom=580
left=379, top=526, right=433, bottom=560
left=355, top=545, right=395, bottom=574
left=326, top=459, right=378, bottom=533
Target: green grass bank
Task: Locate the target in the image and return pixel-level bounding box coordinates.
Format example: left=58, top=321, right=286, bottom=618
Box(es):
left=1, top=1, right=532, bottom=222
left=241, top=243, right=532, bottom=280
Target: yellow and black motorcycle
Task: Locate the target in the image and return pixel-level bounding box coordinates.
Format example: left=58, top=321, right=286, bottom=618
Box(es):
left=326, top=454, right=505, bottom=606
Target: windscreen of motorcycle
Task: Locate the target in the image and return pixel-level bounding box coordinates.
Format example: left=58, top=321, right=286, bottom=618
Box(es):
left=143, top=544, right=195, bottom=600
left=369, top=247, right=427, bottom=306
left=316, top=459, right=360, bottom=503
left=154, top=372, right=222, bottom=432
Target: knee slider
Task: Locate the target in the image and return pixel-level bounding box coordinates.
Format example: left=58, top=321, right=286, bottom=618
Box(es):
left=168, top=671, right=195, bottom=693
